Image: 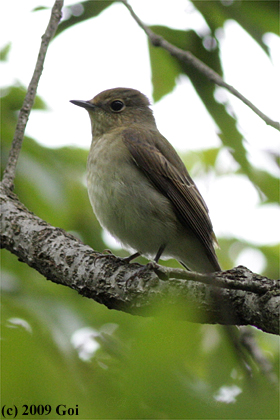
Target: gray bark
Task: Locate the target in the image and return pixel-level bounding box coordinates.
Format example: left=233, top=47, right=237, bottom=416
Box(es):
left=1, top=183, right=279, bottom=335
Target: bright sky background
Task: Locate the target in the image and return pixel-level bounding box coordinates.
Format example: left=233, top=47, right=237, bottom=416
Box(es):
left=1, top=0, right=279, bottom=272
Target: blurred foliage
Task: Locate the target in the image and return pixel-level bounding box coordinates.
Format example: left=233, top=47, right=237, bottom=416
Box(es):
left=1, top=2, right=279, bottom=419
left=53, top=0, right=114, bottom=37
left=148, top=23, right=279, bottom=203
left=192, top=0, right=279, bottom=55
left=0, top=42, right=11, bottom=61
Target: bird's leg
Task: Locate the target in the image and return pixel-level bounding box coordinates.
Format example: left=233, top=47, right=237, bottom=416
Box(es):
left=141, top=244, right=166, bottom=272
left=125, top=245, right=166, bottom=288
left=154, top=244, right=165, bottom=263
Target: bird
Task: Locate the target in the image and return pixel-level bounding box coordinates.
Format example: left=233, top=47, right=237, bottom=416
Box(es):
left=70, top=87, right=221, bottom=273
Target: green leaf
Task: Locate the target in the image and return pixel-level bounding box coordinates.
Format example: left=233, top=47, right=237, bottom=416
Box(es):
left=180, top=148, right=221, bottom=176
left=192, top=0, right=279, bottom=56
left=248, top=168, right=279, bottom=203
left=55, top=0, right=114, bottom=37
left=148, top=42, right=181, bottom=102
left=259, top=243, right=280, bottom=280
left=149, top=26, right=222, bottom=103
left=0, top=43, right=11, bottom=61
left=1, top=85, right=47, bottom=111
left=32, top=6, right=48, bottom=12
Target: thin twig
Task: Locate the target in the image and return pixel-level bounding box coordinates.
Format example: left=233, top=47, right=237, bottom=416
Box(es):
left=122, top=0, right=280, bottom=132
left=2, top=0, right=64, bottom=190
left=155, top=265, right=279, bottom=295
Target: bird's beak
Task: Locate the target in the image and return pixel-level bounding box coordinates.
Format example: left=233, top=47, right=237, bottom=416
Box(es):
left=70, top=100, right=96, bottom=110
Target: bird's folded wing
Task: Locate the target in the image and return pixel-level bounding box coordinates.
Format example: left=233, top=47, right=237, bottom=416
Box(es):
left=122, top=128, right=219, bottom=264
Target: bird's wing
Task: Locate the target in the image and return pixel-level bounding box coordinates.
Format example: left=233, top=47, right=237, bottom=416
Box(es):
left=122, top=127, right=220, bottom=268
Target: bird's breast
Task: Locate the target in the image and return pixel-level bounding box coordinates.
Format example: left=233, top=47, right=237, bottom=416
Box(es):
left=87, top=134, right=131, bottom=224
left=86, top=133, right=178, bottom=254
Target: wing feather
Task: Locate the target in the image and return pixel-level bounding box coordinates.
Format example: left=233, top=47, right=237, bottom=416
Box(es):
left=122, top=127, right=219, bottom=268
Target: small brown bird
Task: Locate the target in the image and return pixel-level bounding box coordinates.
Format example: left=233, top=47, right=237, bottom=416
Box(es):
left=70, top=88, right=220, bottom=273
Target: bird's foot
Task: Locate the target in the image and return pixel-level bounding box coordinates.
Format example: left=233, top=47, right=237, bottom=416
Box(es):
left=121, top=252, right=141, bottom=263
left=125, top=260, right=160, bottom=288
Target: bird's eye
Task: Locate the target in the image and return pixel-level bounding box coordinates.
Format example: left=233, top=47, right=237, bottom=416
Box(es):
left=110, top=100, right=125, bottom=112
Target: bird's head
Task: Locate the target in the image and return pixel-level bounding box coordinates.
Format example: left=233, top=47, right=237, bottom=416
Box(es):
left=70, top=87, right=156, bottom=137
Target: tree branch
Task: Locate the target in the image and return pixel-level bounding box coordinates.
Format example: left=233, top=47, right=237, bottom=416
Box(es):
left=2, top=0, right=64, bottom=191
left=121, top=0, right=280, bottom=132
left=1, top=184, right=279, bottom=335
